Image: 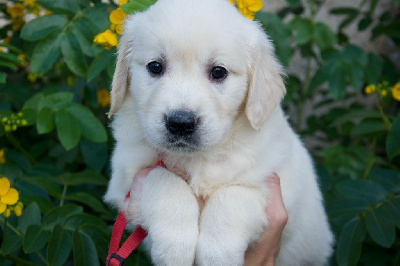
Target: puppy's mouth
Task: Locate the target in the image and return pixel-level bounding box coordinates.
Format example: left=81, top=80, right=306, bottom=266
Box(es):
left=164, top=137, right=199, bottom=153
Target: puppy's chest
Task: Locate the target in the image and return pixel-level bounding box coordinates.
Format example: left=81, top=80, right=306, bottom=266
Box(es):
left=170, top=160, right=252, bottom=198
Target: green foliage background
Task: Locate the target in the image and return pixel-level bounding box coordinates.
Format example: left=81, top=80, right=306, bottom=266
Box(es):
left=0, top=0, right=399, bottom=265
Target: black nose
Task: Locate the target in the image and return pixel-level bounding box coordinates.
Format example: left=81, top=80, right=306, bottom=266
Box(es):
left=165, top=110, right=198, bottom=136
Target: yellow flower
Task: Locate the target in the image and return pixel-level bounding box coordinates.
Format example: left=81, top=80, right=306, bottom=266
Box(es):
left=0, top=149, right=5, bottom=164
left=14, top=202, right=23, bottom=216
left=116, top=24, right=123, bottom=34
left=229, top=0, right=263, bottom=20
left=4, top=208, right=11, bottom=218
left=17, top=54, right=27, bottom=67
left=22, top=0, right=36, bottom=7
left=364, top=84, right=375, bottom=94
left=381, top=90, right=387, bottom=97
left=392, top=82, right=400, bottom=101
left=27, top=72, right=37, bottom=83
left=119, top=0, right=128, bottom=6
left=110, top=8, right=126, bottom=26
left=7, top=3, right=25, bottom=19
left=97, top=89, right=111, bottom=107
left=94, top=30, right=118, bottom=49
left=0, top=177, right=19, bottom=214
left=3, top=37, right=11, bottom=44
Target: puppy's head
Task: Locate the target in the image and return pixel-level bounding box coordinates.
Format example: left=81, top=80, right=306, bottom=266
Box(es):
left=109, top=0, right=285, bottom=152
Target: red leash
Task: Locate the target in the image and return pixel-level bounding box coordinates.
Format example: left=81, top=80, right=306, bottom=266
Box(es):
left=106, top=161, right=166, bottom=266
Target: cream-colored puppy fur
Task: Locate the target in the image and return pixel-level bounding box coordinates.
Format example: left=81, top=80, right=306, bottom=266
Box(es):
left=104, top=0, right=334, bottom=265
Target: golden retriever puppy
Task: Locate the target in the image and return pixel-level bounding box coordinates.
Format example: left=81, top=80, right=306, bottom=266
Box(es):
left=104, top=0, right=334, bottom=265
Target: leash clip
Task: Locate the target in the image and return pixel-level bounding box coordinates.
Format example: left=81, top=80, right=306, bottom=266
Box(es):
left=108, top=253, right=125, bottom=266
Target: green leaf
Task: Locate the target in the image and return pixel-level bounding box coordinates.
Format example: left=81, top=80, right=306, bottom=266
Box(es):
left=348, top=63, right=364, bottom=90
left=351, top=119, right=387, bottom=135
left=65, top=192, right=108, bottom=213
left=307, top=63, right=332, bottom=93
left=20, top=195, right=54, bottom=215
left=23, top=225, right=50, bottom=253
left=80, top=138, right=107, bottom=171
left=328, top=63, right=346, bottom=99
left=288, top=17, right=314, bottom=45
left=18, top=203, right=41, bottom=235
left=120, top=0, right=157, bottom=14
left=47, top=224, right=72, bottom=266
left=327, top=198, right=369, bottom=217
left=37, top=0, right=79, bottom=16
left=358, top=16, right=372, bottom=31
left=365, top=53, right=382, bottom=84
left=336, top=218, right=366, bottom=266
left=81, top=225, right=110, bottom=263
left=60, top=31, right=87, bottom=77
left=383, top=198, right=400, bottom=229
left=60, top=170, right=107, bottom=186
left=43, top=205, right=83, bottom=230
left=1, top=226, right=22, bottom=254
left=45, top=92, right=74, bottom=110
left=69, top=19, right=102, bottom=57
left=55, top=109, right=81, bottom=150
left=87, top=49, right=114, bottom=82
left=330, top=109, right=381, bottom=127
left=64, top=213, right=107, bottom=229
left=23, top=93, right=45, bottom=111
left=66, top=104, right=107, bottom=142
left=255, top=12, right=292, bottom=66
left=369, top=168, right=400, bottom=193
left=31, top=31, right=62, bottom=75
left=73, top=230, right=100, bottom=266
left=365, top=206, right=396, bottom=248
left=20, top=176, right=62, bottom=198
left=20, top=14, right=68, bottom=41
left=0, top=52, right=22, bottom=65
left=36, top=107, right=55, bottom=134
left=81, top=4, right=111, bottom=33
left=0, top=72, right=5, bottom=83
left=342, top=45, right=367, bottom=66
left=313, top=23, right=337, bottom=50
left=386, top=114, right=400, bottom=160
left=0, top=60, right=17, bottom=70
left=335, top=179, right=386, bottom=204
left=330, top=7, right=359, bottom=15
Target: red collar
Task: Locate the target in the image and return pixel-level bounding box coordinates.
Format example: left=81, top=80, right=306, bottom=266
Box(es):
left=106, top=160, right=166, bottom=266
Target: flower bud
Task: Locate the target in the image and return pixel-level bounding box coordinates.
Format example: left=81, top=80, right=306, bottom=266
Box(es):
left=4, top=208, right=11, bottom=218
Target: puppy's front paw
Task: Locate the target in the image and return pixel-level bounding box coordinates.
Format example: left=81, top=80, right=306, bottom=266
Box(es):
left=141, top=167, right=199, bottom=266
left=196, top=186, right=266, bottom=266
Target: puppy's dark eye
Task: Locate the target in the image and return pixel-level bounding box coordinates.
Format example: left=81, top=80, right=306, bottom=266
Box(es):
left=147, top=61, right=163, bottom=75
left=210, top=66, right=227, bottom=80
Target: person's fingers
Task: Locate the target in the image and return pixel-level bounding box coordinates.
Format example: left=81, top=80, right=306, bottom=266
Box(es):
left=245, top=174, right=288, bottom=265
left=266, top=173, right=288, bottom=228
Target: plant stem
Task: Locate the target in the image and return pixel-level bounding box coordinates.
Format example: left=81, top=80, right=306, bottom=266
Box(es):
left=0, top=252, right=39, bottom=266
left=0, top=217, right=20, bottom=236
left=60, top=184, right=68, bottom=206
left=35, top=251, right=47, bottom=265
left=373, top=93, right=392, bottom=130
left=5, top=133, right=38, bottom=165
left=1, top=218, right=6, bottom=251
left=362, top=137, right=376, bottom=179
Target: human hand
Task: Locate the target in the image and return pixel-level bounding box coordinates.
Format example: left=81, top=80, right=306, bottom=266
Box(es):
left=245, top=174, right=288, bottom=266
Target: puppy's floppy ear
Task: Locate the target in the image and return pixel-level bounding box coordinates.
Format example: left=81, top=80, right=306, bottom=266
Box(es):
left=245, top=30, right=286, bottom=130
left=108, top=34, right=131, bottom=118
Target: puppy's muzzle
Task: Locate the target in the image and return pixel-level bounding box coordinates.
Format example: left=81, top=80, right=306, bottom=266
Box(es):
left=165, top=110, right=198, bottom=136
